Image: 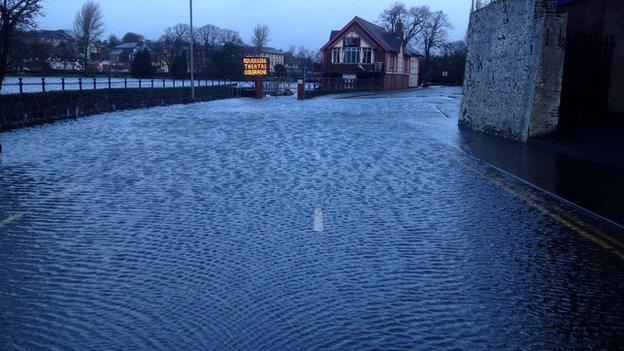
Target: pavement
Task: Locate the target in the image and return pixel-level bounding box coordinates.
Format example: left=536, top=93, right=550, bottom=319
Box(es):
left=453, top=105, right=624, bottom=231
left=459, top=127, right=624, bottom=229
left=531, top=118, right=624, bottom=169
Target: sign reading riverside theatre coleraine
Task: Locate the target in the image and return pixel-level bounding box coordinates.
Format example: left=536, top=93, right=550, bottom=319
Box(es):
left=243, top=57, right=270, bottom=77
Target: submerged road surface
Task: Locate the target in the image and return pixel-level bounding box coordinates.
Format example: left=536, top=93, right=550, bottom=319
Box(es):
left=1, top=88, right=623, bottom=350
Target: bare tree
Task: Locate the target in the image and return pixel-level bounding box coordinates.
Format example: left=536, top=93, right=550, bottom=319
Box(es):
left=196, top=24, right=221, bottom=47
left=404, top=6, right=431, bottom=48
left=72, top=1, right=105, bottom=71
left=162, top=23, right=191, bottom=48
left=442, top=41, right=468, bottom=58
left=251, top=24, right=270, bottom=53
left=122, top=32, right=144, bottom=43
left=159, top=23, right=191, bottom=72
left=284, top=45, right=296, bottom=67
left=0, top=0, right=44, bottom=90
left=421, top=11, right=452, bottom=84
left=107, top=34, right=120, bottom=49
left=379, top=2, right=430, bottom=50
left=380, top=2, right=406, bottom=32
left=295, top=46, right=320, bottom=72
left=220, top=29, right=242, bottom=44
left=196, top=24, right=223, bottom=72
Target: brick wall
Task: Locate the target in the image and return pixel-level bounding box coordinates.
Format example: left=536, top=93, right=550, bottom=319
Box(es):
left=0, top=86, right=233, bottom=132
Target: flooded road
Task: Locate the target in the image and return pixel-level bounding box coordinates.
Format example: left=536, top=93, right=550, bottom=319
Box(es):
left=1, top=88, right=623, bottom=350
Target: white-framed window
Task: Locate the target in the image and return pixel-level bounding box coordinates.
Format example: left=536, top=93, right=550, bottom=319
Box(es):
left=332, top=47, right=375, bottom=65
left=332, top=48, right=341, bottom=63
left=343, top=47, right=361, bottom=64
left=362, top=48, right=374, bottom=64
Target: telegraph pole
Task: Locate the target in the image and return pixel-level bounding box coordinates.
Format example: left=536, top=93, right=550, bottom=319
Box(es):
left=189, top=0, right=196, bottom=101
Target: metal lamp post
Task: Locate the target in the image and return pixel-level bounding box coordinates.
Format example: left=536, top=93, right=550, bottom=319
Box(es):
left=189, top=0, right=196, bottom=100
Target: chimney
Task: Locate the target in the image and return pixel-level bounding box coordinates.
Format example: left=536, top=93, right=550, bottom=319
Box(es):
left=395, top=19, right=404, bottom=39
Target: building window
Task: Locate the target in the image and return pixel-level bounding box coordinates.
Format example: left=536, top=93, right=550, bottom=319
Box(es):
left=332, top=48, right=376, bottom=64
left=343, top=47, right=361, bottom=64
left=363, top=48, right=374, bottom=64
left=332, top=48, right=341, bottom=63
left=343, top=37, right=360, bottom=47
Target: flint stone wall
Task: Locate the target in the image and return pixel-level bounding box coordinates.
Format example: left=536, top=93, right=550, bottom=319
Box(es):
left=460, top=0, right=567, bottom=141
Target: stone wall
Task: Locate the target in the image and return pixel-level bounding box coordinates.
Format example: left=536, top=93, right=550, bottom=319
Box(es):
left=460, top=0, right=567, bottom=141
left=0, top=86, right=233, bottom=132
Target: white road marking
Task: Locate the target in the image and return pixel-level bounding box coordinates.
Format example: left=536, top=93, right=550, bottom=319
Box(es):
left=313, top=208, right=324, bottom=233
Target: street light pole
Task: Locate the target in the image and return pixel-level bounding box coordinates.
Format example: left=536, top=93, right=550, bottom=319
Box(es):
left=189, top=0, right=196, bottom=101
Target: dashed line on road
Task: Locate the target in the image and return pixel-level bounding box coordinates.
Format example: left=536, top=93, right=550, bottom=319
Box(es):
left=313, top=208, right=324, bottom=233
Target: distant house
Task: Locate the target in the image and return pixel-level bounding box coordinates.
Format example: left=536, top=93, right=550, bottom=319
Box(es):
left=109, top=42, right=147, bottom=69
left=49, top=60, right=82, bottom=71
left=18, top=29, right=79, bottom=72
left=27, top=30, right=73, bottom=48
left=244, top=46, right=285, bottom=74
left=320, top=16, right=419, bottom=90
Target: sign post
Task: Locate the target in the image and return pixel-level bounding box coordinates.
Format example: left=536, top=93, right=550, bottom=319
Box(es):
left=189, top=0, right=195, bottom=101
left=243, top=56, right=270, bottom=99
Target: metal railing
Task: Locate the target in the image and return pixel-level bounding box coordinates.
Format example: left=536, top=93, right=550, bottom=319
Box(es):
left=304, top=77, right=383, bottom=93
left=0, top=77, right=246, bottom=95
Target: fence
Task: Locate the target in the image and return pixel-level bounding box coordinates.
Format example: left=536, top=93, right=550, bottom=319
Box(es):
left=0, top=77, right=247, bottom=95
left=304, top=77, right=383, bottom=92
left=302, top=77, right=383, bottom=99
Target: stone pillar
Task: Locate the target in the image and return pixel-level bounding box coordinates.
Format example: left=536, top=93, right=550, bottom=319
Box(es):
left=459, top=0, right=567, bottom=141
left=255, top=77, right=264, bottom=99
left=297, top=79, right=305, bottom=100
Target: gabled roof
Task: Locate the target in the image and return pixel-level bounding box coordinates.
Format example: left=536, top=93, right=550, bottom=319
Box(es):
left=321, top=16, right=404, bottom=53
left=329, top=30, right=341, bottom=41
left=115, top=42, right=142, bottom=49
left=243, top=45, right=284, bottom=55
left=109, top=49, right=125, bottom=56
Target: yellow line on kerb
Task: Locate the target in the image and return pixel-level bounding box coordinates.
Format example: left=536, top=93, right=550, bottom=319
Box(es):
left=455, top=154, right=624, bottom=260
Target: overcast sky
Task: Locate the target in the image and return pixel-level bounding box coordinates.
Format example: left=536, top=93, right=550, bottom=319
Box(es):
left=38, top=0, right=471, bottom=50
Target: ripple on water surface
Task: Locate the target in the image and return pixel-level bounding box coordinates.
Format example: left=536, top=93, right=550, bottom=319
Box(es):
left=1, top=89, right=623, bottom=350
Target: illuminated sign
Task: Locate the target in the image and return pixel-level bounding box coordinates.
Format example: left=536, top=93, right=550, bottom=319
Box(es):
left=243, top=57, right=270, bottom=77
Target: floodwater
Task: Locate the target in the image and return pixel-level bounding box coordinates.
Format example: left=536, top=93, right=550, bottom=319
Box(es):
left=0, top=88, right=622, bottom=350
